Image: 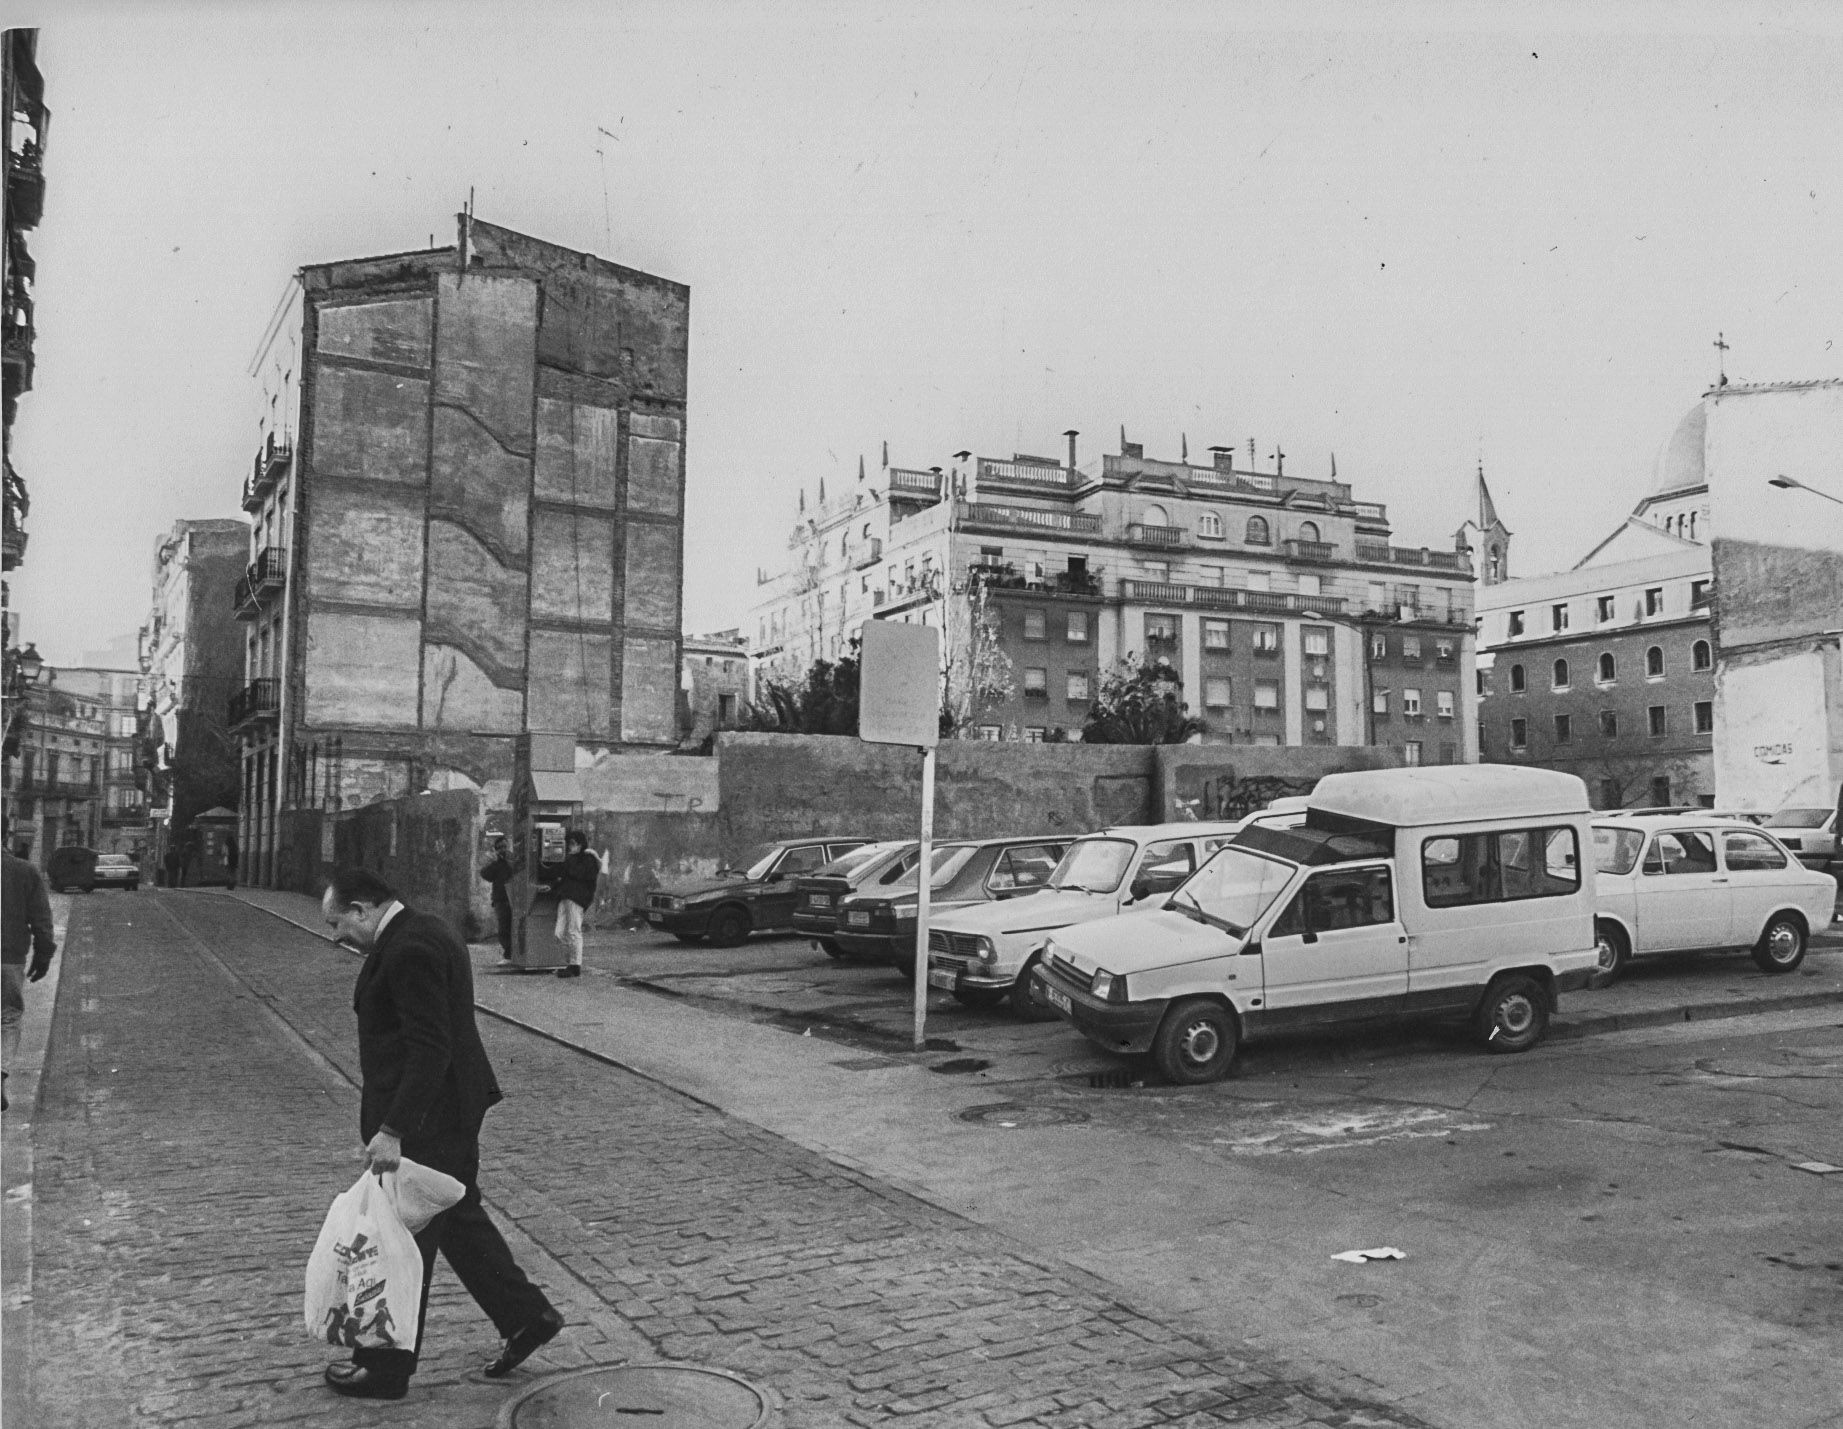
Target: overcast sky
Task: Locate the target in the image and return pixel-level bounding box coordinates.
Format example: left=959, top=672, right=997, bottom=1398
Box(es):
left=10, top=0, right=1841, bottom=666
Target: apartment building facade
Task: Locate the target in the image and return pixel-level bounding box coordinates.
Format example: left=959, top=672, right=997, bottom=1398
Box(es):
left=234, top=216, right=690, bottom=885
left=6, top=666, right=144, bottom=858
left=755, top=433, right=1479, bottom=760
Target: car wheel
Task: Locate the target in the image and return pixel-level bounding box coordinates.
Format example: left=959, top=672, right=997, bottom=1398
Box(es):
left=82, top=884, right=96, bottom=894
left=951, top=986, right=1006, bottom=1010
left=1751, top=913, right=1807, bottom=974
left=671, top=932, right=706, bottom=945
left=706, top=908, right=751, bottom=948
left=126, top=882, right=139, bottom=892
left=1586, top=921, right=1630, bottom=990
left=1151, top=998, right=1239, bottom=1085
left=1476, top=974, right=1549, bottom=1054
left=1008, top=957, right=1061, bottom=1022
left=819, top=937, right=848, bottom=960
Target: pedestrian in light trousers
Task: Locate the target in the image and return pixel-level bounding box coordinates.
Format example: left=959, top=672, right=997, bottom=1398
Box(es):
left=540, top=830, right=603, bottom=980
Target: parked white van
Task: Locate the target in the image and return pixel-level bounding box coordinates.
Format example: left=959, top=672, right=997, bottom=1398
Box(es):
left=1031, top=766, right=1600, bottom=1083
left=924, top=821, right=1243, bottom=1018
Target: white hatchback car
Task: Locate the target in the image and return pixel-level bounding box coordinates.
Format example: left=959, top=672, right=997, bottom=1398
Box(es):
left=1590, top=815, right=1837, bottom=984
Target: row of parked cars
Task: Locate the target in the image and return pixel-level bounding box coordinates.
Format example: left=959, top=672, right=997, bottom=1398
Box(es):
left=645, top=771, right=1838, bottom=1083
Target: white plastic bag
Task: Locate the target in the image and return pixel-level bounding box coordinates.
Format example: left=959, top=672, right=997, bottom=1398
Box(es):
left=304, top=1171, right=425, bottom=1350
left=390, top=1157, right=465, bottom=1234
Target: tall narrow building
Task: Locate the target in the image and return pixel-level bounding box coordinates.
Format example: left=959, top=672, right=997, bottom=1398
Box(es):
left=234, top=217, right=689, bottom=885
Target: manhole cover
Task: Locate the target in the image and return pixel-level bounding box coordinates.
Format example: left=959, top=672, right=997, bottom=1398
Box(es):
left=832, top=1056, right=901, bottom=1071
left=498, top=1363, right=769, bottom=1428
left=956, top=1102, right=1090, bottom=1128
left=929, top=1057, right=992, bottom=1074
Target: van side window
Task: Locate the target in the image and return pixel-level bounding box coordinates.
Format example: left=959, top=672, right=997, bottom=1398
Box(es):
left=1422, top=826, right=1581, bottom=907
left=1271, top=867, right=1395, bottom=936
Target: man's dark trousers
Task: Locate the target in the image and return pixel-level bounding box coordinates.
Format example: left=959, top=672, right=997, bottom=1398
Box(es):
left=351, top=1125, right=551, bottom=1380
left=494, top=902, right=514, bottom=960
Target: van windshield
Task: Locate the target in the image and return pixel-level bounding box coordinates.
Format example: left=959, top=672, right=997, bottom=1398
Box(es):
left=1169, top=848, right=1296, bottom=936
left=1592, top=825, right=1645, bottom=876
left=1047, top=838, right=1135, bottom=894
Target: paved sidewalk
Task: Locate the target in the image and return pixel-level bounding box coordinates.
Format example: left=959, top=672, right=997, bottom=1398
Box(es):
left=28, top=890, right=1458, bottom=1428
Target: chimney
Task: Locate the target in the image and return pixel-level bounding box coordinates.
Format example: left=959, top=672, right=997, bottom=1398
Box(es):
left=1247, top=437, right=1256, bottom=468
left=1208, top=445, right=1235, bottom=473
left=1064, top=429, right=1079, bottom=471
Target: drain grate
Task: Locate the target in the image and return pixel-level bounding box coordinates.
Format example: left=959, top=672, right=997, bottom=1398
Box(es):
left=498, top=1362, right=769, bottom=1429
left=1062, top=1067, right=1148, bottom=1090
left=831, top=1056, right=901, bottom=1071
left=929, top=1057, right=992, bottom=1075
left=956, top=1102, right=1091, bottom=1128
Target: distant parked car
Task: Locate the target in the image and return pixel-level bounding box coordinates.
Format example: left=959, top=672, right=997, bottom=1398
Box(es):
left=46, top=846, right=100, bottom=893
left=645, top=837, right=871, bottom=947
left=926, top=821, right=1243, bottom=1019
left=1590, top=815, right=1837, bottom=984
left=91, top=854, right=141, bottom=892
left=832, top=835, right=1071, bottom=973
left=791, top=841, right=921, bottom=957
left=1762, top=805, right=1839, bottom=870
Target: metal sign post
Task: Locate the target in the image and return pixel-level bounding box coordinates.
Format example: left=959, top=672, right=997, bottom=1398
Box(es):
left=856, top=621, right=942, bottom=1051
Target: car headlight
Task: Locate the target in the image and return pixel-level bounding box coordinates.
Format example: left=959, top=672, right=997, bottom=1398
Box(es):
left=1090, top=969, right=1129, bottom=1004
left=666, top=897, right=686, bottom=910
left=974, top=936, right=998, bottom=965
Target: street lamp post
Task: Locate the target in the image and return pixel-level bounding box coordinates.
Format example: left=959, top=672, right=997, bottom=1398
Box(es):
left=1767, top=474, right=1843, bottom=508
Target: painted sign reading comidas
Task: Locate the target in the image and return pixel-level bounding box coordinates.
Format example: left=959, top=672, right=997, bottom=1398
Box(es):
left=1714, top=651, right=1832, bottom=811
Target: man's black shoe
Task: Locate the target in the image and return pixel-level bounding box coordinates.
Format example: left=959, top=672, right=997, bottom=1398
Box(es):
left=324, top=1363, right=409, bottom=1400
left=482, top=1307, right=564, bottom=1378
left=556, top=965, right=582, bottom=979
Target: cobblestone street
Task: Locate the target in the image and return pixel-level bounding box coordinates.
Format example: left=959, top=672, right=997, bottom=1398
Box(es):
left=25, top=891, right=1431, bottom=1428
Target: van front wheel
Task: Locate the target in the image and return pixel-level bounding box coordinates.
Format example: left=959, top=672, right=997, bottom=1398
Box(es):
left=1476, top=975, right=1549, bottom=1054
left=1152, top=998, right=1239, bottom=1085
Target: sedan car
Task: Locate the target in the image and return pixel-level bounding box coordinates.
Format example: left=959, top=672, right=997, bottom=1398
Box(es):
left=644, top=837, right=870, bottom=947
left=831, top=835, right=1070, bottom=972
left=790, top=841, right=920, bottom=956
left=1763, top=805, right=1839, bottom=870
left=1589, top=815, right=1836, bottom=984
left=91, top=854, right=141, bottom=891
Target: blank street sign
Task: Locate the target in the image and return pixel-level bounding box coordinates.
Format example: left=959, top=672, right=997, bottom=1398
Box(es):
left=859, top=621, right=940, bottom=749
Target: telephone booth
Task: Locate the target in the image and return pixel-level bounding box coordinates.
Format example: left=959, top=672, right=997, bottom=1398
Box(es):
left=510, top=732, right=583, bottom=971
left=188, top=807, right=241, bottom=888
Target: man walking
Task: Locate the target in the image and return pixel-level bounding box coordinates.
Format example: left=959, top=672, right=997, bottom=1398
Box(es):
left=319, top=867, right=563, bottom=1400
left=2, top=844, right=57, bottom=1113
left=540, top=830, right=602, bottom=980
left=478, top=834, right=520, bottom=963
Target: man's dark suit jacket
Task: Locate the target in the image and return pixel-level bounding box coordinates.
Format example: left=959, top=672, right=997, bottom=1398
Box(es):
left=354, top=906, right=503, bottom=1144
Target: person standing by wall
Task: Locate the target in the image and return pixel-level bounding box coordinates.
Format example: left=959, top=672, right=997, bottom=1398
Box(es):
left=3, top=844, right=58, bottom=1112
left=478, top=834, right=520, bottom=963
left=540, top=830, right=602, bottom=980
left=318, top=866, right=563, bottom=1400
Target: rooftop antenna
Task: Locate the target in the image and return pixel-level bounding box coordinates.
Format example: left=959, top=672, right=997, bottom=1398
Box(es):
left=595, top=126, right=619, bottom=251
left=1713, top=331, right=1730, bottom=387
left=459, top=187, right=474, bottom=272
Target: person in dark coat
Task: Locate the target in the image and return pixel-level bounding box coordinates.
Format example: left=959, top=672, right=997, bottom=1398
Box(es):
left=478, top=835, right=520, bottom=963
left=3, top=845, right=57, bottom=1111
left=538, top=830, right=603, bottom=980
left=319, top=867, right=562, bottom=1401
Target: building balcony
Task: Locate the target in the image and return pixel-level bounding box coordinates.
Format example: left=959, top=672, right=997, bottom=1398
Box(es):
left=241, top=433, right=293, bottom=513
left=232, top=547, right=288, bottom=620
left=228, top=678, right=280, bottom=730
left=1120, top=579, right=1346, bottom=616
left=1127, top=523, right=1189, bottom=548
left=1282, top=539, right=1338, bottom=563
left=6, top=147, right=45, bottom=231
left=957, top=501, right=1102, bottom=537
left=978, top=458, right=1075, bottom=490
left=2, top=463, right=26, bottom=572
left=13, top=774, right=100, bottom=799
left=1354, top=542, right=1470, bottom=572
left=888, top=467, right=944, bottom=499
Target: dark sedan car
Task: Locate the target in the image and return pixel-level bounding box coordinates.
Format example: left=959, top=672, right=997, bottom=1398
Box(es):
left=831, top=835, right=1070, bottom=972
left=645, top=837, right=871, bottom=947
left=791, top=841, right=922, bottom=956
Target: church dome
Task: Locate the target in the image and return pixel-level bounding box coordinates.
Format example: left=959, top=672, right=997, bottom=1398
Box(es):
left=1646, top=401, right=1706, bottom=501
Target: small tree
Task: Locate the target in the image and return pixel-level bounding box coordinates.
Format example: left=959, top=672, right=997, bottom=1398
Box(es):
left=742, top=641, right=861, bottom=735
left=1081, top=658, right=1206, bottom=745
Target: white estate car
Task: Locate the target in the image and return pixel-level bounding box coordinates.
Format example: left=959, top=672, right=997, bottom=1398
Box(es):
left=1589, top=815, right=1837, bottom=984
left=924, top=821, right=1243, bottom=1018
left=1762, top=805, right=1839, bottom=871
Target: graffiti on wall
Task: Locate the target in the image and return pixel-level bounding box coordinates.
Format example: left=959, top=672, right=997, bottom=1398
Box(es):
left=1172, top=766, right=1316, bottom=823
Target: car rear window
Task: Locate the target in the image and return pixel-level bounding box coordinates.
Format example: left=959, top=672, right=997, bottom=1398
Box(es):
left=1766, top=808, right=1831, bottom=829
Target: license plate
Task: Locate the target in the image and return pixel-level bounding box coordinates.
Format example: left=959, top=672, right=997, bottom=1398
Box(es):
left=846, top=910, right=870, bottom=927
left=1045, top=986, right=1072, bottom=1014
left=646, top=911, right=665, bottom=923
left=807, top=894, right=829, bottom=908
left=927, top=968, right=957, bottom=991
